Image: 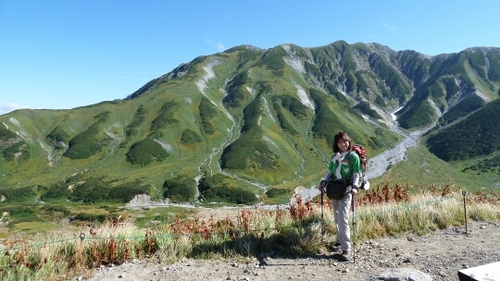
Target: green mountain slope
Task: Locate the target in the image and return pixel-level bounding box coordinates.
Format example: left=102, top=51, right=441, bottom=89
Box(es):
left=1, top=42, right=499, bottom=207
left=426, top=97, right=500, bottom=161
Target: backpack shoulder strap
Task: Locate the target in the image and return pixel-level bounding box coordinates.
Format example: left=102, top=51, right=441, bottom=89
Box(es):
left=348, top=151, right=362, bottom=176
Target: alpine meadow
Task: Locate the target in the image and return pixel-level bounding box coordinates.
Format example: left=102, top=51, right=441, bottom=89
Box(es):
left=1, top=41, right=500, bottom=234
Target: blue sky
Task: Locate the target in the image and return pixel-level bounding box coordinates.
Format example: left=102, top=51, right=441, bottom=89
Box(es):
left=1, top=0, right=500, bottom=115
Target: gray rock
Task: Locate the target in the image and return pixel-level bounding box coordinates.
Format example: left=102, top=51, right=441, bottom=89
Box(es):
left=372, top=268, right=433, bottom=281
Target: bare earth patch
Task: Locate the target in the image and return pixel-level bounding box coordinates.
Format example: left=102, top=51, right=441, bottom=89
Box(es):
left=81, top=220, right=500, bottom=281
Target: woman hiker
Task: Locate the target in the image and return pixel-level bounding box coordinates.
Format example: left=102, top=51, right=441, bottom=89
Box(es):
left=319, top=130, right=362, bottom=261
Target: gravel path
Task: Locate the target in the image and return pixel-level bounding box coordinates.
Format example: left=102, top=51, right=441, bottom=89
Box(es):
left=81, top=220, right=500, bottom=281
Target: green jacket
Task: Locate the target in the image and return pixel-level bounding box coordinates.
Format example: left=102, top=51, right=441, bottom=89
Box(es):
left=328, top=152, right=361, bottom=184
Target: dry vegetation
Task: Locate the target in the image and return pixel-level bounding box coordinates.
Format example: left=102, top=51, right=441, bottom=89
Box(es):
left=1, top=183, right=499, bottom=281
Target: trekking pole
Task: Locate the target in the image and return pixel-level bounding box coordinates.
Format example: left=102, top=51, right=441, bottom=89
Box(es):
left=320, top=186, right=324, bottom=220
left=351, top=194, right=356, bottom=265
left=462, top=191, right=468, bottom=234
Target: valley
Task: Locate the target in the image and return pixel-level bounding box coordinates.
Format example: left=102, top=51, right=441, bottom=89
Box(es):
left=1, top=42, right=500, bottom=236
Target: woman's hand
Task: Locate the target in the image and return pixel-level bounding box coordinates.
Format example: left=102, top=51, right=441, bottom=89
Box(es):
left=319, top=180, right=326, bottom=192
left=351, top=185, right=359, bottom=194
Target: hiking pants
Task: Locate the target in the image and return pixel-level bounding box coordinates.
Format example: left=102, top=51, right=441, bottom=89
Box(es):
left=332, top=192, right=352, bottom=252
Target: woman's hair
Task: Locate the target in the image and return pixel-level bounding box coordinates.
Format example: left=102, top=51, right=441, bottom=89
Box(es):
left=332, top=130, right=352, bottom=153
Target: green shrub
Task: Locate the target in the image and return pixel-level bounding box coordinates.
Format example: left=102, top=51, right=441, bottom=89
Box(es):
left=369, top=56, right=411, bottom=98
left=2, top=141, right=30, bottom=161
left=354, top=101, right=382, bottom=119
left=151, top=101, right=179, bottom=131
left=40, top=181, right=71, bottom=201
left=370, top=127, right=401, bottom=151
left=325, top=82, right=351, bottom=105
left=201, top=119, right=215, bottom=135
left=0, top=186, right=36, bottom=203
left=309, top=88, right=342, bottom=144
left=201, top=186, right=258, bottom=204
left=126, top=138, right=169, bottom=166
left=163, top=176, right=196, bottom=203
left=10, top=216, right=44, bottom=226
left=463, top=154, right=500, bottom=174
left=64, top=125, right=109, bottom=159
left=304, top=60, right=320, bottom=77
left=355, top=72, right=371, bottom=93
left=0, top=122, right=18, bottom=141
left=279, top=95, right=308, bottom=119
left=343, top=70, right=357, bottom=93
left=64, top=112, right=113, bottom=159
left=439, top=93, right=485, bottom=125
left=251, top=145, right=280, bottom=169
left=94, top=111, right=111, bottom=123
left=241, top=94, right=263, bottom=134
left=68, top=178, right=111, bottom=203
left=399, top=100, right=436, bottom=129
left=125, top=105, right=147, bottom=139
left=198, top=174, right=258, bottom=204
left=265, top=188, right=289, bottom=198
left=180, top=129, right=202, bottom=144
left=427, top=98, right=500, bottom=161
left=199, top=97, right=219, bottom=134
left=46, top=126, right=70, bottom=149
left=109, top=181, right=148, bottom=203
left=341, top=54, right=356, bottom=71
left=227, top=72, right=248, bottom=89
left=223, top=86, right=250, bottom=108
left=374, top=95, right=387, bottom=107
left=0, top=123, right=28, bottom=161
left=224, top=77, right=269, bottom=109
left=275, top=109, right=299, bottom=135
left=0, top=205, right=37, bottom=225
left=221, top=129, right=279, bottom=170
left=0, top=205, right=34, bottom=215
left=40, top=205, right=71, bottom=216
left=198, top=174, right=228, bottom=193
left=73, top=212, right=108, bottom=223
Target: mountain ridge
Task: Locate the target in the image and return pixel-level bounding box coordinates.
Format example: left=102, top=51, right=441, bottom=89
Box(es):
left=1, top=40, right=499, bottom=207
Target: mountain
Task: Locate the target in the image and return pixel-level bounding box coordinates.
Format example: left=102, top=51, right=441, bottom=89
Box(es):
left=426, top=97, right=500, bottom=162
left=1, top=41, right=499, bottom=206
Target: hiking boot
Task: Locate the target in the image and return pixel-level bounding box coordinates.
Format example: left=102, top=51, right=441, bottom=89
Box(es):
left=339, top=250, right=350, bottom=261
left=331, top=242, right=341, bottom=251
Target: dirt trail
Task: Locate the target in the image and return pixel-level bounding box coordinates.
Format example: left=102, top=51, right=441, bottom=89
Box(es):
left=82, top=220, right=500, bottom=281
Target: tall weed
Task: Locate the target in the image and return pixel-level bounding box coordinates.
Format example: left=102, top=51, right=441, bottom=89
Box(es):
left=0, top=183, right=498, bottom=281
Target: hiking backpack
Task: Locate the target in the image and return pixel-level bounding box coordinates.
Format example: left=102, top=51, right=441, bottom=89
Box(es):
left=349, top=144, right=369, bottom=190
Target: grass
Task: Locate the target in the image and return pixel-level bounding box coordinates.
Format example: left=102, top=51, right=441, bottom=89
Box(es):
left=1, top=182, right=499, bottom=281
left=370, top=144, right=500, bottom=193
left=7, top=222, right=56, bottom=235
